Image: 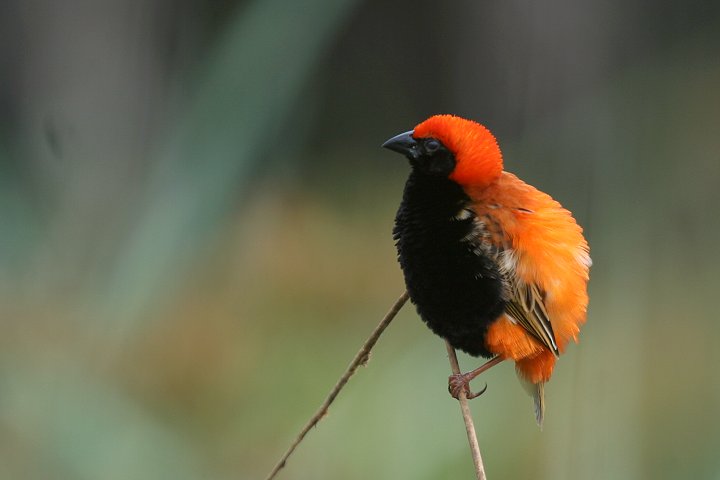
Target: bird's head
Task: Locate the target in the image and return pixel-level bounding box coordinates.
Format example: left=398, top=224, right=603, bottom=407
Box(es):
left=382, top=114, right=503, bottom=187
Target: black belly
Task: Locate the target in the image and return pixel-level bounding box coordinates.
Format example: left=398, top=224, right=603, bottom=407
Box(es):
left=393, top=171, right=505, bottom=358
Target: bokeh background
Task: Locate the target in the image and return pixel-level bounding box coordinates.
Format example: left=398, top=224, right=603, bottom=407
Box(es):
left=1, top=0, right=719, bottom=479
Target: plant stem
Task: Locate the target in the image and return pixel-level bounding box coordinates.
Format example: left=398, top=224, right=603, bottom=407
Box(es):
left=445, top=341, right=488, bottom=480
left=264, top=291, right=410, bottom=480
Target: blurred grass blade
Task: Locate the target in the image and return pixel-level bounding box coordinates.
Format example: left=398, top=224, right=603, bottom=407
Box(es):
left=100, top=0, right=360, bottom=334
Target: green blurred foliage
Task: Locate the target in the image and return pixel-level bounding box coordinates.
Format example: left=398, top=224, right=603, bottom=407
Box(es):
left=1, top=0, right=719, bottom=479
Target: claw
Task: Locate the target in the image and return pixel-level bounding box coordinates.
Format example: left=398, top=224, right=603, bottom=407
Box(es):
left=448, top=374, right=488, bottom=400
left=466, top=382, right=488, bottom=399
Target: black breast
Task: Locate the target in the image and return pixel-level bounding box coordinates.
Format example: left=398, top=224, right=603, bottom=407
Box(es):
left=393, top=171, right=505, bottom=358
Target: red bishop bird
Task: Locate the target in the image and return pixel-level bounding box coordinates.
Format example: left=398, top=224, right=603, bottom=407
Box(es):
left=383, top=115, right=591, bottom=425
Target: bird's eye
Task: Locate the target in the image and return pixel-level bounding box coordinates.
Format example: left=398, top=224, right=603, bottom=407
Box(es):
left=425, top=139, right=441, bottom=154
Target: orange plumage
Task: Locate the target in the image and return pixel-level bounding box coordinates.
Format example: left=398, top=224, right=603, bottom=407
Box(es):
left=385, top=114, right=590, bottom=425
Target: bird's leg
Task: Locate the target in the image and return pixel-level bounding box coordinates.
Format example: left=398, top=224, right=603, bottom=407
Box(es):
left=448, top=355, right=505, bottom=400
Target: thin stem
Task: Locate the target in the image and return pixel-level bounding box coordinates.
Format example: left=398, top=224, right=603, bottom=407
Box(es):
left=264, top=291, right=410, bottom=480
left=445, top=341, right=487, bottom=480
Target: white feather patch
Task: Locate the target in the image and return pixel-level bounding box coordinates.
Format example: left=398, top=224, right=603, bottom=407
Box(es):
left=576, top=250, right=593, bottom=268
left=497, top=249, right=518, bottom=276
left=453, top=208, right=474, bottom=221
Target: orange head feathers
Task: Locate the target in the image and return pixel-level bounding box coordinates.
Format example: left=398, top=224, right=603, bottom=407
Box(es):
left=413, top=115, right=503, bottom=187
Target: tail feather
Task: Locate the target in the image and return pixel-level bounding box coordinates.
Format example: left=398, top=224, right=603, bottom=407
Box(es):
left=518, top=374, right=545, bottom=428
left=532, top=382, right=545, bottom=428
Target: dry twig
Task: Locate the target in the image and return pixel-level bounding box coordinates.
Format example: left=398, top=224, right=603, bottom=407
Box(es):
left=445, top=341, right=488, bottom=480
left=264, top=291, right=410, bottom=480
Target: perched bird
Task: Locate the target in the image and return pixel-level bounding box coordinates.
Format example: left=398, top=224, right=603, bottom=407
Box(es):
left=383, top=115, right=590, bottom=425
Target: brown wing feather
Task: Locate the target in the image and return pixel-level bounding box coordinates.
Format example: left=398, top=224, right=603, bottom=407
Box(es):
left=505, top=280, right=559, bottom=356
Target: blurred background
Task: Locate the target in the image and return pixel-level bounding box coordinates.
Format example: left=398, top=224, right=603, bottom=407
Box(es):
left=1, top=0, right=719, bottom=478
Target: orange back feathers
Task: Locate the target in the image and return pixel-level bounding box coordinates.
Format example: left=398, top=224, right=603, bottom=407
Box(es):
left=473, top=174, right=591, bottom=383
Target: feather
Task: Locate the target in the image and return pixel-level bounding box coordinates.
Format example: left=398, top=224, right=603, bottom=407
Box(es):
left=483, top=233, right=559, bottom=356
left=518, top=374, right=545, bottom=427
left=505, top=282, right=559, bottom=356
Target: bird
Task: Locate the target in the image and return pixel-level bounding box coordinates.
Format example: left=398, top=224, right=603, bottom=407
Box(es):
left=383, top=114, right=590, bottom=426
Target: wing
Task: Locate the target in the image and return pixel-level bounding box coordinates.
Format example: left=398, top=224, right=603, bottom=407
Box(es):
left=466, top=206, right=560, bottom=357
left=504, top=278, right=559, bottom=356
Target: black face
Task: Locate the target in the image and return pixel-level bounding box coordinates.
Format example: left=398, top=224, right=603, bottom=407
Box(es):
left=382, top=130, right=456, bottom=177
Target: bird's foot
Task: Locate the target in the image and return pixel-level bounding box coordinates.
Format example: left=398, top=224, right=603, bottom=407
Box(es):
left=448, top=373, right=487, bottom=400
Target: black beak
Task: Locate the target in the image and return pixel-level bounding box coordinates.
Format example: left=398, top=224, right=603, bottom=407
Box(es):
left=382, top=130, right=419, bottom=159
